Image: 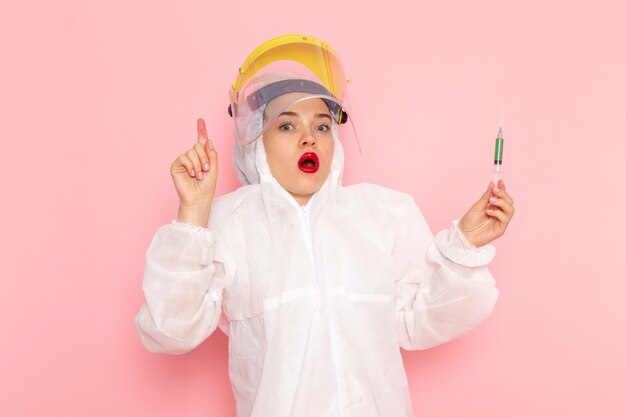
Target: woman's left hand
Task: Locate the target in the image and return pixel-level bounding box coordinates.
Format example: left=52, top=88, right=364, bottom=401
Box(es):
left=458, top=179, right=515, bottom=247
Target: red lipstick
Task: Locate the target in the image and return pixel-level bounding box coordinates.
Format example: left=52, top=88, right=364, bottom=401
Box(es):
left=298, top=152, right=319, bottom=173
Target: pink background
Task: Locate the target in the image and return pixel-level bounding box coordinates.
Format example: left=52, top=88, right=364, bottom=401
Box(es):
left=2, top=0, right=625, bottom=416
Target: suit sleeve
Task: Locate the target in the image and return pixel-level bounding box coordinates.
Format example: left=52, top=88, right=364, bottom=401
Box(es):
left=134, top=220, right=233, bottom=354
left=393, top=199, right=499, bottom=350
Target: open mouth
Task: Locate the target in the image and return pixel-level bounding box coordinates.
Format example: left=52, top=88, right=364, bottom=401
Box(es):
left=298, top=152, right=320, bottom=173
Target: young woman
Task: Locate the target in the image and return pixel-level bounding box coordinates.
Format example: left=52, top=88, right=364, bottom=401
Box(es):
left=135, top=35, right=515, bottom=417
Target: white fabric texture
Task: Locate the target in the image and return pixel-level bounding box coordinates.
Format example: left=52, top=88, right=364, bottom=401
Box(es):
left=135, top=133, right=500, bottom=417
left=232, top=103, right=266, bottom=186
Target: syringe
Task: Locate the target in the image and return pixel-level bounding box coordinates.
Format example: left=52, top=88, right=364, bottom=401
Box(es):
left=492, top=125, right=504, bottom=186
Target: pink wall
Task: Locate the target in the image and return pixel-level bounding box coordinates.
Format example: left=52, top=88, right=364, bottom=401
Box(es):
left=2, top=0, right=625, bottom=416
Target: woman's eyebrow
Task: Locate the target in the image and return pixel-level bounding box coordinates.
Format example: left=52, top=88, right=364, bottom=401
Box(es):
left=278, top=111, right=332, bottom=120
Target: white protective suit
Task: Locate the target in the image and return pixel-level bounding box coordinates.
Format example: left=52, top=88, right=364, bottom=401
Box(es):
left=135, top=130, right=500, bottom=417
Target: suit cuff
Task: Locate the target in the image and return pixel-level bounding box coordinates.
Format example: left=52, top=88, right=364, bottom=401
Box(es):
left=432, top=219, right=496, bottom=267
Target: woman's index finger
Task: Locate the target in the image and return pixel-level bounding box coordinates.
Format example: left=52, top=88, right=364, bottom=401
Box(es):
left=197, top=118, right=208, bottom=145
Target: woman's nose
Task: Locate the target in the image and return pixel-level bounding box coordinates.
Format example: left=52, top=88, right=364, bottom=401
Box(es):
left=299, top=127, right=316, bottom=147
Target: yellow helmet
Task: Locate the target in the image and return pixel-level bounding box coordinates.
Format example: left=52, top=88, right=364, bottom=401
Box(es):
left=228, top=34, right=356, bottom=146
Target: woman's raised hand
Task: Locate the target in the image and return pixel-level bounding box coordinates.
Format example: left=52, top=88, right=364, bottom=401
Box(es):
left=170, top=118, right=218, bottom=227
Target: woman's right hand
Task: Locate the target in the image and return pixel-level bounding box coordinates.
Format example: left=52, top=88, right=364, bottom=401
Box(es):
left=170, top=118, right=218, bottom=227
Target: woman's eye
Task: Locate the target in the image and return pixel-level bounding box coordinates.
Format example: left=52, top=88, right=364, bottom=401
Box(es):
left=279, top=123, right=294, bottom=132
left=316, top=124, right=330, bottom=132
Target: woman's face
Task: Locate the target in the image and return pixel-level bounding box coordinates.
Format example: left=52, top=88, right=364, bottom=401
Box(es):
left=262, top=93, right=335, bottom=206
